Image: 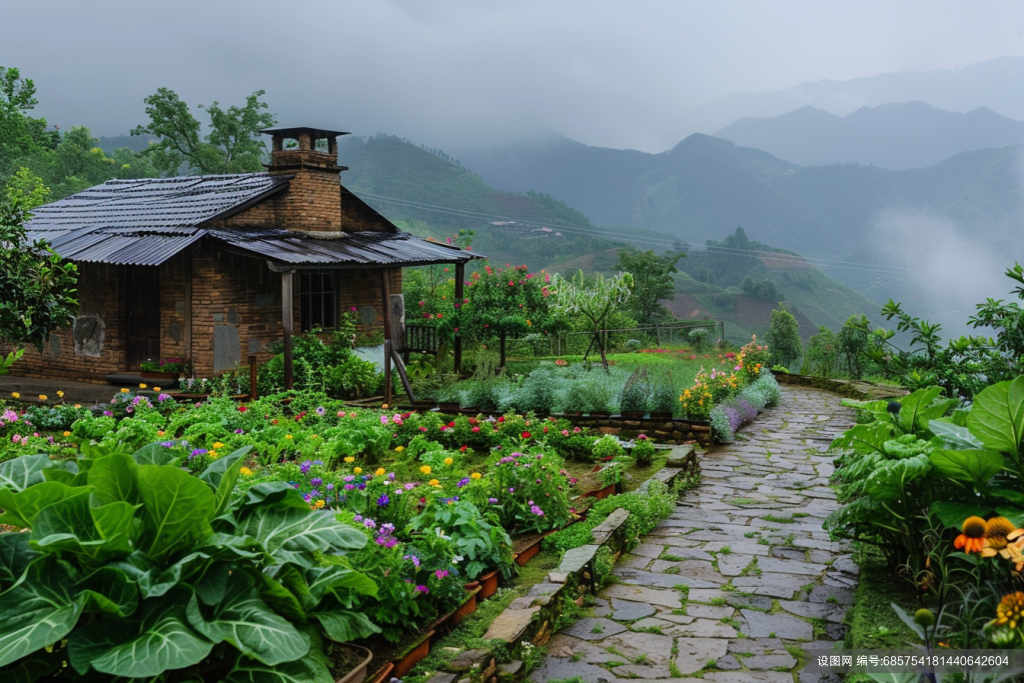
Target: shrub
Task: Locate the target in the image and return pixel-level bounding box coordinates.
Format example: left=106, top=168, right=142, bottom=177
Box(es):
left=766, top=308, right=802, bottom=368
left=649, top=370, right=677, bottom=414
left=619, top=368, right=650, bottom=414
left=0, top=443, right=378, bottom=680
left=632, top=435, right=656, bottom=467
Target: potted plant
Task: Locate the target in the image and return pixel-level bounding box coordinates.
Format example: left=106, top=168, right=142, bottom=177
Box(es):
left=330, top=643, right=374, bottom=683
left=632, top=434, right=656, bottom=468
left=649, top=370, right=676, bottom=419
left=478, top=568, right=501, bottom=598
left=619, top=368, right=649, bottom=419
left=140, top=356, right=190, bottom=381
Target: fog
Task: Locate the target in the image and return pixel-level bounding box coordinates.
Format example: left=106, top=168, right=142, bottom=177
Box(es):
left=6, top=0, right=1024, bottom=152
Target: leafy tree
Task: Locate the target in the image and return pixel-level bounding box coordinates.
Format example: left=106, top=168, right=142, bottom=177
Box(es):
left=0, top=66, right=52, bottom=175
left=801, top=326, right=840, bottom=377
left=0, top=196, right=78, bottom=372
left=552, top=270, right=634, bottom=371
left=132, top=88, right=276, bottom=176
left=765, top=307, right=802, bottom=368
left=613, top=247, right=684, bottom=325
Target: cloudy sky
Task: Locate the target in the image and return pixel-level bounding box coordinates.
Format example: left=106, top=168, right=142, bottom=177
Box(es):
left=7, top=0, right=1024, bottom=151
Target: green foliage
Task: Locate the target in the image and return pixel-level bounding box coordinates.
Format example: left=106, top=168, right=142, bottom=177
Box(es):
left=0, top=443, right=377, bottom=681
left=0, top=197, right=78, bottom=353
left=765, top=307, right=802, bottom=368
left=619, top=368, right=650, bottom=414
left=552, top=270, right=634, bottom=370
left=613, top=247, right=684, bottom=325
left=409, top=499, right=515, bottom=580
left=0, top=66, right=51, bottom=178
left=132, top=87, right=276, bottom=176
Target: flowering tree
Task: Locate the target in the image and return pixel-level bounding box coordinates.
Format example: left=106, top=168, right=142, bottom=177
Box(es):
left=552, top=270, right=634, bottom=371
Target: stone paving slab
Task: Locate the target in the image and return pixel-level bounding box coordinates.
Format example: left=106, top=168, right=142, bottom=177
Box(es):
left=531, top=385, right=857, bottom=682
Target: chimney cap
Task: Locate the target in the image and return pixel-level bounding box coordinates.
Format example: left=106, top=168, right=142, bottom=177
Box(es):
left=260, top=126, right=350, bottom=139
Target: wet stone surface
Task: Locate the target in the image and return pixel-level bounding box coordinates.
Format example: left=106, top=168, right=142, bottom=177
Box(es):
left=529, top=386, right=857, bottom=682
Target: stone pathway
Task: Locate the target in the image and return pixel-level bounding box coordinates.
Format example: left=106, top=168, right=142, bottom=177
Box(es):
left=532, top=385, right=857, bottom=683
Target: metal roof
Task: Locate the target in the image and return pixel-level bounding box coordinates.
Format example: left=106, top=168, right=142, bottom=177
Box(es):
left=212, top=229, right=483, bottom=268
left=23, top=172, right=480, bottom=267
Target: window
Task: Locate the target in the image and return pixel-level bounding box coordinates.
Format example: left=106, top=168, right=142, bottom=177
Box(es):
left=299, top=272, right=337, bottom=331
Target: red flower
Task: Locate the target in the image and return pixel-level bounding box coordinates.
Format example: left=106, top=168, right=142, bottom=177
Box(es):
left=238, top=406, right=248, bottom=412
left=497, top=416, right=505, bottom=423
left=521, top=431, right=531, bottom=439
left=543, top=426, right=549, bottom=433
left=272, top=419, right=279, bottom=425
left=460, top=445, right=468, bottom=452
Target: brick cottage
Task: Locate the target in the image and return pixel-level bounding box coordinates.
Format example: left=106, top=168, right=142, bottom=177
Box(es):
left=16, top=126, right=479, bottom=389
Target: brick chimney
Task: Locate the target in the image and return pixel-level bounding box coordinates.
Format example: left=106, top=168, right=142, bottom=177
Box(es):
left=261, top=126, right=349, bottom=233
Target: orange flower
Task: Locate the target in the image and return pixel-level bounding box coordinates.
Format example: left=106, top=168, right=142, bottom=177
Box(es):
left=982, top=517, right=1024, bottom=568
left=954, top=516, right=987, bottom=554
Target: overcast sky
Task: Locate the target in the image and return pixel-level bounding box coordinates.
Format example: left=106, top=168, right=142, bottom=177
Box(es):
left=6, top=0, right=1024, bottom=152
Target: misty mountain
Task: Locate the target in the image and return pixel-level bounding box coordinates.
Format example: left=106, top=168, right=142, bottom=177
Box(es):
left=670, top=55, right=1024, bottom=136
left=715, top=102, right=1024, bottom=170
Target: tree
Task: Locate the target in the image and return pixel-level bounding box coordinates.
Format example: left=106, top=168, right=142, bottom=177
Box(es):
left=0, top=66, right=52, bottom=175
left=765, top=307, right=802, bottom=368
left=552, top=270, right=634, bottom=371
left=612, top=247, right=684, bottom=325
left=132, top=87, right=276, bottom=176
left=0, top=196, right=78, bottom=372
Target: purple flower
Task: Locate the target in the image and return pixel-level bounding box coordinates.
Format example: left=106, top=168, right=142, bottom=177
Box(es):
left=190, top=449, right=208, bottom=460
left=508, top=487, right=515, bottom=493
left=377, top=494, right=390, bottom=507
left=404, top=482, right=416, bottom=491
left=353, top=515, right=363, bottom=523
left=313, top=460, right=323, bottom=466
left=326, top=483, right=334, bottom=491
left=234, top=429, right=244, bottom=434
left=530, top=504, right=545, bottom=517
left=435, top=569, right=449, bottom=579
left=316, top=406, right=326, bottom=416
left=488, top=497, right=498, bottom=504
left=357, top=483, right=366, bottom=490
left=343, top=475, right=356, bottom=482
left=310, top=477, right=323, bottom=487
left=380, top=415, right=389, bottom=425
left=103, top=410, right=112, bottom=416
left=456, top=477, right=470, bottom=488
left=309, top=489, right=321, bottom=498
left=300, top=460, right=312, bottom=474
left=363, top=518, right=377, bottom=529
left=344, top=484, right=355, bottom=491
left=161, top=441, right=175, bottom=447
left=404, top=554, right=421, bottom=568
left=415, top=584, right=429, bottom=595
left=388, top=472, right=396, bottom=481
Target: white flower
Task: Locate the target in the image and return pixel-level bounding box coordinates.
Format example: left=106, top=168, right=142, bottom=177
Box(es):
left=452, top=555, right=464, bottom=565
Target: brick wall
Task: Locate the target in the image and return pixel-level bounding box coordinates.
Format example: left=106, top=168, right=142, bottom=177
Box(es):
left=13, top=263, right=125, bottom=383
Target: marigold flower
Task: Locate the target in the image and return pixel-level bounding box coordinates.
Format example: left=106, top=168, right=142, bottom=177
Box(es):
left=420, top=465, right=432, bottom=475
left=395, top=446, right=405, bottom=452
left=315, top=499, right=326, bottom=509
left=38, top=395, right=47, bottom=401
left=344, top=456, right=355, bottom=463
left=376, top=467, right=386, bottom=476
left=471, top=472, right=482, bottom=479
left=152, top=387, right=160, bottom=392
left=955, top=516, right=988, bottom=553
left=11, top=392, right=19, bottom=399
left=62, top=431, right=71, bottom=437
left=57, top=391, right=64, bottom=398
left=444, top=457, right=454, bottom=466
left=285, top=435, right=293, bottom=440
left=240, top=467, right=253, bottom=476
left=120, top=388, right=129, bottom=394
left=991, top=592, right=1024, bottom=630
left=429, top=479, right=440, bottom=486
left=139, top=383, right=147, bottom=389
left=213, top=442, right=224, bottom=449
left=157, top=430, right=165, bottom=436
left=354, top=467, right=362, bottom=474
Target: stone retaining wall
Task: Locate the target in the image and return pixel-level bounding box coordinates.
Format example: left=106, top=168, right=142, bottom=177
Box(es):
left=774, top=371, right=907, bottom=400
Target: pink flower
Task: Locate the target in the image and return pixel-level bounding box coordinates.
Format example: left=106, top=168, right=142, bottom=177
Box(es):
left=380, top=415, right=389, bottom=425
left=561, top=430, right=569, bottom=436
left=338, top=411, right=346, bottom=417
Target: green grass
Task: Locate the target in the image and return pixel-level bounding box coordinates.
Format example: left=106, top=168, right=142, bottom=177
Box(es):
left=845, top=546, right=918, bottom=650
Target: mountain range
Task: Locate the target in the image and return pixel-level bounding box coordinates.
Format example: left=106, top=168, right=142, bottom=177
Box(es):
left=715, top=102, right=1024, bottom=170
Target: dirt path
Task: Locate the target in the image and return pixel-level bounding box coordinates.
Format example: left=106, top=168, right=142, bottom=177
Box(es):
left=531, top=385, right=856, bottom=683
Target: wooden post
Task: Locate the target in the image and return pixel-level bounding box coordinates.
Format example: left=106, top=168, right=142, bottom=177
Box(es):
left=454, top=262, right=464, bottom=375
left=499, top=333, right=506, bottom=368
left=248, top=354, right=258, bottom=401
left=380, top=269, right=393, bottom=405
left=282, top=271, right=294, bottom=391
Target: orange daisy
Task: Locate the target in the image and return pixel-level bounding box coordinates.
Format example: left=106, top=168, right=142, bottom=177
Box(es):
left=954, top=516, right=987, bottom=554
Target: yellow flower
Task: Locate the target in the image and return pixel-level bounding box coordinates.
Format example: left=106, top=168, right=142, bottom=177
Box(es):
left=429, top=478, right=440, bottom=487
left=526, top=320, right=532, bottom=326
left=444, top=457, right=454, bottom=466
left=153, top=387, right=161, bottom=392
left=62, top=431, right=71, bottom=438
left=991, top=592, right=1024, bottom=630
left=285, top=435, right=293, bottom=440
left=57, top=391, right=64, bottom=398
left=10, top=392, right=18, bottom=399
left=240, top=466, right=253, bottom=476
left=382, top=403, right=389, bottom=409
left=420, top=465, right=432, bottom=475
left=354, top=467, right=363, bottom=474
left=394, top=446, right=405, bottom=452
left=470, top=472, right=482, bottom=479
left=376, top=468, right=386, bottom=476
left=38, top=395, right=47, bottom=401
left=315, top=499, right=326, bottom=509
left=344, top=456, right=355, bottom=464
left=139, top=383, right=147, bottom=389
left=120, top=388, right=129, bottom=394
left=74, top=404, right=81, bottom=409
left=212, top=442, right=224, bottom=449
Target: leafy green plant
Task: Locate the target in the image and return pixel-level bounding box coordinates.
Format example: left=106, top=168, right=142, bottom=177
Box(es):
left=409, top=499, right=516, bottom=580
left=632, top=436, right=656, bottom=467
left=0, top=442, right=378, bottom=681
left=619, top=368, right=650, bottom=414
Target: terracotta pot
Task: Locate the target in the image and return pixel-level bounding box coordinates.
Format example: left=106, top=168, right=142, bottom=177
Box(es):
left=650, top=410, right=673, bottom=420
left=334, top=644, right=373, bottom=683
left=463, top=580, right=480, bottom=591
left=588, top=483, right=616, bottom=500
left=478, top=569, right=500, bottom=599
left=392, top=630, right=434, bottom=678
left=365, top=662, right=395, bottom=683
left=515, top=539, right=542, bottom=566
left=140, top=370, right=178, bottom=381
left=452, top=587, right=480, bottom=625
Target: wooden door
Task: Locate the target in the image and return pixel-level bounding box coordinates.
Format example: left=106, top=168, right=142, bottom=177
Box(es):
left=124, top=266, right=161, bottom=370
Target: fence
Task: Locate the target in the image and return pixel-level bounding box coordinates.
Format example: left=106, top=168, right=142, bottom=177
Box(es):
left=548, top=320, right=724, bottom=356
